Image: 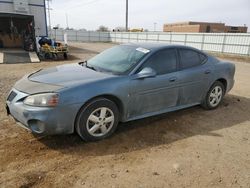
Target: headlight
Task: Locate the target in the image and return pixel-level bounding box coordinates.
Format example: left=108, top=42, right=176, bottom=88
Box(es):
left=24, top=93, right=59, bottom=107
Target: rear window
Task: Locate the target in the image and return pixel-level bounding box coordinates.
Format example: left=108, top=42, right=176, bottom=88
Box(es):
left=179, top=49, right=204, bottom=69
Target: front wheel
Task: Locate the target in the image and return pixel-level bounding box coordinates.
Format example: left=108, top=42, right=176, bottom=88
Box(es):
left=202, top=81, right=225, bottom=110
left=76, top=98, right=119, bottom=141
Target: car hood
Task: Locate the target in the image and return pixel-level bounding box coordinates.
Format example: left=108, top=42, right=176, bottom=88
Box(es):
left=28, top=63, right=114, bottom=87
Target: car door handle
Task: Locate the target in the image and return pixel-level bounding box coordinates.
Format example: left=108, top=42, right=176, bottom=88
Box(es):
left=169, top=77, right=177, bottom=82
left=205, top=70, right=211, bottom=74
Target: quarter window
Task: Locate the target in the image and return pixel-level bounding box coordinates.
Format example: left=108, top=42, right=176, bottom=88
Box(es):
left=139, top=49, right=177, bottom=75
left=179, top=49, right=203, bottom=69
left=199, top=53, right=207, bottom=62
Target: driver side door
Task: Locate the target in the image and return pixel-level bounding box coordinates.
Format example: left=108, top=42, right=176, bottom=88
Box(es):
left=128, top=48, right=180, bottom=119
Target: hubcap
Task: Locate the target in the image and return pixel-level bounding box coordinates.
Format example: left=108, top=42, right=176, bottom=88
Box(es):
left=86, top=107, right=115, bottom=137
left=209, top=86, right=223, bottom=107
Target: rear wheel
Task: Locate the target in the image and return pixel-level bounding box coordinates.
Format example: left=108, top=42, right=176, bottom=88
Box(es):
left=202, top=81, right=225, bottom=110
left=76, top=98, right=119, bottom=141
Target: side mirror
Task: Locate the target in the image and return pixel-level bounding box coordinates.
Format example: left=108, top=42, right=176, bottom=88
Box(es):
left=134, top=67, right=157, bottom=79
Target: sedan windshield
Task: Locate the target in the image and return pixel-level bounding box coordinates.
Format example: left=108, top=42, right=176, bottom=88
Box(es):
left=87, top=45, right=149, bottom=74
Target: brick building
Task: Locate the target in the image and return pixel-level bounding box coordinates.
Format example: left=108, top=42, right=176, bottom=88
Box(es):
left=163, top=21, right=248, bottom=33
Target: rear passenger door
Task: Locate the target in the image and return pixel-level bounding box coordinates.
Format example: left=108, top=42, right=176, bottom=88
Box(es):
left=177, top=48, right=211, bottom=105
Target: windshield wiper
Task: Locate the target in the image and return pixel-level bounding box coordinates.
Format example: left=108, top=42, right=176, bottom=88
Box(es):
left=78, top=60, right=96, bottom=71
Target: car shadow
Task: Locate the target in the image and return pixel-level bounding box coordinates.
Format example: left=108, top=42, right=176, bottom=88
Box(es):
left=37, top=94, right=250, bottom=156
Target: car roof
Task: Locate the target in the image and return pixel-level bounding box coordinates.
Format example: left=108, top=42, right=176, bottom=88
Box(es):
left=122, top=42, right=200, bottom=52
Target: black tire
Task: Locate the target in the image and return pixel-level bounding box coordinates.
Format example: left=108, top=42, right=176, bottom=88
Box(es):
left=63, top=52, right=68, bottom=60
left=52, top=53, right=58, bottom=60
left=44, top=53, right=51, bottom=59
left=202, top=81, right=225, bottom=110
left=75, top=98, right=119, bottom=141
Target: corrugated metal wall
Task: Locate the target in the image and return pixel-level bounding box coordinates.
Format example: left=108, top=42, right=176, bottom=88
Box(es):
left=49, top=29, right=250, bottom=56
left=0, top=0, right=47, bottom=36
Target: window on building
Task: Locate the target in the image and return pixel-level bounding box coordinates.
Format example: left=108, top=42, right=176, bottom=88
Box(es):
left=206, top=25, right=211, bottom=33
left=231, top=27, right=239, bottom=30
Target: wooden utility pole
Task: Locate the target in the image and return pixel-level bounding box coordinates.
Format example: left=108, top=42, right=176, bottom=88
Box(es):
left=125, top=0, right=128, bottom=31
left=46, top=0, right=52, bottom=36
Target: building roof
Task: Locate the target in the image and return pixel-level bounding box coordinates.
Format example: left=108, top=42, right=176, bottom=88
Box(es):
left=164, top=21, right=225, bottom=26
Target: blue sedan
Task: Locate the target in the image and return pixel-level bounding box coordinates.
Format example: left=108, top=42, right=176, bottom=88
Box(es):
left=6, top=43, right=235, bottom=141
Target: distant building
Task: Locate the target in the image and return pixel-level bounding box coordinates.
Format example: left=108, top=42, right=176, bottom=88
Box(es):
left=113, top=27, right=127, bottom=32
left=163, top=21, right=248, bottom=33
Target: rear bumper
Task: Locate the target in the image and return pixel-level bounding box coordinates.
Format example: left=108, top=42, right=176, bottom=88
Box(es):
left=6, top=88, right=78, bottom=135
left=226, top=79, right=235, bottom=93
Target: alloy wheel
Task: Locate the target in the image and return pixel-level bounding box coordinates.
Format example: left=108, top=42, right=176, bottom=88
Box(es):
left=86, top=107, right=115, bottom=137
left=209, top=86, right=223, bottom=107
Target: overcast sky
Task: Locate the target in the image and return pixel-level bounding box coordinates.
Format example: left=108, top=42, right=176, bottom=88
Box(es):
left=49, top=0, right=250, bottom=31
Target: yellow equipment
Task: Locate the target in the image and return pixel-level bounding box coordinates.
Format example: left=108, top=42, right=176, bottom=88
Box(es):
left=39, top=43, right=69, bottom=60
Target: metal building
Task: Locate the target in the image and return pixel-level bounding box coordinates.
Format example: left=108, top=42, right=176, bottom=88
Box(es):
left=0, top=0, right=47, bottom=50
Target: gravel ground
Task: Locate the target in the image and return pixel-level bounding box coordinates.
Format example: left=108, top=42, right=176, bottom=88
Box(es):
left=0, top=42, right=250, bottom=188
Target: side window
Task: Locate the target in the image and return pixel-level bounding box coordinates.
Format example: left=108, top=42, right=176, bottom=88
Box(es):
left=179, top=49, right=203, bottom=69
left=139, top=49, right=177, bottom=75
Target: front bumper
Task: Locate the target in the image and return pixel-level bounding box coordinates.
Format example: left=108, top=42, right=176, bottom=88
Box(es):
left=6, top=88, right=78, bottom=135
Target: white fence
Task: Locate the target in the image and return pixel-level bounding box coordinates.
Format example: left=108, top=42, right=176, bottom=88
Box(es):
left=48, top=29, right=250, bottom=56
left=49, top=29, right=110, bottom=42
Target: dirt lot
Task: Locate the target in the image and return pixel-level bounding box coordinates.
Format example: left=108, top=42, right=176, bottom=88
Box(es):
left=0, top=43, right=250, bottom=188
